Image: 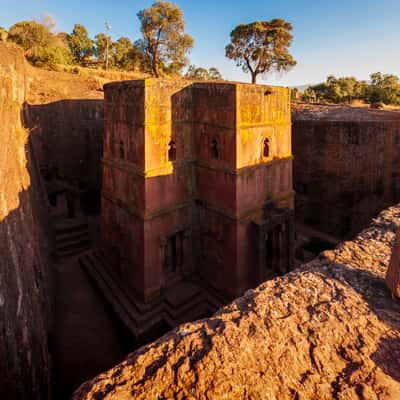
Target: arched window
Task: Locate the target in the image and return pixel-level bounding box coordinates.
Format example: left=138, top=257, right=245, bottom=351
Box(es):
left=263, top=138, right=270, bottom=158
left=120, top=141, right=125, bottom=159
left=210, top=139, right=219, bottom=159
left=168, top=140, right=176, bottom=161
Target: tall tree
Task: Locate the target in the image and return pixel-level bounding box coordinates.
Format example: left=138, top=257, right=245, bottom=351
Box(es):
left=225, top=19, right=296, bottom=84
left=8, top=21, right=53, bottom=53
left=113, top=37, right=134, bottom=70
left=137, top=1, right=194, bottom=77
left=68, top=24, right=93, bottom=64
left=94, top=33, right=111, bottom=67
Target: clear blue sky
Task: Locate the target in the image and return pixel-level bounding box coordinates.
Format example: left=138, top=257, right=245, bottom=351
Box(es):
left=1, top=0, right=399, bottom=86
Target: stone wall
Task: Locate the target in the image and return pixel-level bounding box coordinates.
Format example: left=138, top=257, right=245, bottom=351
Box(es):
left=25, top=100, right=104, bottom=192
left=74, top=204, right=400, bottom=400
left=101, top=80, right=294, bottom=303
left=24, top=99, right=104, bottom=214
left=293, top=106, right=400, bottom=239
left=0, top=43, right=52, bottom=399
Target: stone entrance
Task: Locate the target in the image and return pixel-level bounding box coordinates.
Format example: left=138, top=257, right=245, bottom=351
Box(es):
left=253, top=208, right=294, bottom=282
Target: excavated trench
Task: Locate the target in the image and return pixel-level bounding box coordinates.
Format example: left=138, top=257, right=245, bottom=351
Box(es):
left=2, top=40, right=400, bottom=399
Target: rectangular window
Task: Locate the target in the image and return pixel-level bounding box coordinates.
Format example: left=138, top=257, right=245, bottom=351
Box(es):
left=265, top=223, right=288, bottom=277
left=163, top=231, right=184, bottom=275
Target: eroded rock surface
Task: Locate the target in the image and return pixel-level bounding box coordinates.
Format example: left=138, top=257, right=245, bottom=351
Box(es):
left=386, top=227, right=400, bottom=299
left=74, top=206, right=400, bottom=399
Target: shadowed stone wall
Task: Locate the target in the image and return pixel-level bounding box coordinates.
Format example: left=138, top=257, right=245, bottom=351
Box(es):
left=293, top=116, right=400, bottom=239
left=25, top=100, right=104, bottom=193
left=0, top=43, right=52, bottom=399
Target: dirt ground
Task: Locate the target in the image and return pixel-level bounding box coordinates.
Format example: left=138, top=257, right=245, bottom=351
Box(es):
left=25, top=64, right=147, bottom=104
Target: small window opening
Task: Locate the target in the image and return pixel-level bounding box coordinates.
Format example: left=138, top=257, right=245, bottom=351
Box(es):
left=342, top=216, right=352, bottom=237
left=164, top=231, right=184, bottom=275
left=263, top=138, right=270, bottom=158
left=168, top=140, right=176, bottom=161
left=210, top=139, right=219, bottom=159
left=120, top=141, right=125, bottom=159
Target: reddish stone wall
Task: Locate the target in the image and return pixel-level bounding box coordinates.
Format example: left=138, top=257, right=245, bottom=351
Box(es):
left=293, top=119, right=400, bottom=238
left=0, top=43, right=52, bottom=400
left=102, top=80, right=294, bottom=302
left=102, top=80, right=195, bottom=301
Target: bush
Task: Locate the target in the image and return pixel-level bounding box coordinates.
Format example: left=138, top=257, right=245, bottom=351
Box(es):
left=0, top=27, right=8, bottom=41
left=27, top=46, right=73, bottom=70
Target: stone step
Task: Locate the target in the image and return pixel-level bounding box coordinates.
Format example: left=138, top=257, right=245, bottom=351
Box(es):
left=80, top=252, right=139, bottom=335
left=56, top=231, right=90, bottom=246
left=54, top=217, right=91, bottom=259
left=91, top=251, right=164, bottom=318
left=163, top=283, right=207, bottom=322
left=193, top=278, right=227, bottom=311
left=55, top=224, right=89, bottom=236
left=57, top=238, right=91, bottom=253
left=164, top=293, right=207, bottom=323
left=80, top=249, right=227, bottom=340
left=85, top=251, right=166, bottom=336
left=58, top=243, right=91, bottom=258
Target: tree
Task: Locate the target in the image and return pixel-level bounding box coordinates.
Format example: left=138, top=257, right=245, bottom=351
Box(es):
left=225, top=19, right=296, bottom=84
left=94, top=33, right=111, bottom=67
left=303, top=76, right=368, bottom=104
left=367, top=72, right=400, bottom=105
left=8, top=20, right=73, bottom=70
left=0, top=27, right=8, bottom=41
left=55, top=32, right=69, bottom=47
left=8, top=21, right=53, bottom=52
left=185, top=65, right=210, bottom=79
left=208, top=67, right=222, bottom=80
left=137, top=1, right=194, bottom=77
left=185, top=65, right=223, bottom=80
left=113, top=37, right=134, bottom=70
left=301, top=87, right=317, bottom=103
left=68, top=24, right=93, bottom=64
left=27, top=46, right=73, bottom=70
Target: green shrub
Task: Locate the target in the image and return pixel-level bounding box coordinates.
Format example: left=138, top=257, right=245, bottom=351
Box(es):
left=27, top=46, right=73, bottom=70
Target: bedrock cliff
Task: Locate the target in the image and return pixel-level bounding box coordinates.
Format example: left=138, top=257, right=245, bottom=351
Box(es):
left=74, top=205, right=400, bottom=400
left=0, top=42, right=52, bottom=399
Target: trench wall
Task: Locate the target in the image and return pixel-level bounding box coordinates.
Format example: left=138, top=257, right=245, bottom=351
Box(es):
left=0, top=42, right=52, bottom=399
left=293, top=119, right=400, bottom=238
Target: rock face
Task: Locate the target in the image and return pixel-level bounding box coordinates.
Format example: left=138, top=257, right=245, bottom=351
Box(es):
left=74, top=205, right=400, bottom=400
left=292, top=103, right=400, bottom=239
left=0, top=42, right=52, bottom=399
left=386, top=227, right=400, bottom=299
left=25, top=99, right=104, bottom=213
left=23, top=66, right=105, bottom=216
